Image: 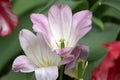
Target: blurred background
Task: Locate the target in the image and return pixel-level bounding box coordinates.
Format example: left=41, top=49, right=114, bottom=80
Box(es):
left=0, top=0, right=120, bottom=80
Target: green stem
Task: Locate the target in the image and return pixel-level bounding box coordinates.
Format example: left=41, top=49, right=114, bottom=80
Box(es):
left=59, top=65, right=64, bottom=80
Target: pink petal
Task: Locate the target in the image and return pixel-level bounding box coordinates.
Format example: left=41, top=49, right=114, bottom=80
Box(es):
left=48, top=4, right=72, bottom=41
left=0, top=15, right=11, bottom=36
left=12, top=55, right=35, bottom=73
left=35, top=66, right=58, bottom=80
left=65, top=44, right=89, bottom=70
left=60, top=55, right=74, bottom=66
left=69, top=10, right=92, bottom=46
left=52, top=47, right=72, bottom=55
left=30, top=14, right=52, bottom=48
left=30, top=14, right=48, bottom=34
left=79, top=44, right=89, bottom=61
left=0, top=0, right=18, bottom=36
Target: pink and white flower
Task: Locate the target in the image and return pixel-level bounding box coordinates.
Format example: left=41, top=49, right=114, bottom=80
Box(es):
left=12, top=29, right=61, bottom=80
left=30, top=4, right=92, bottom=55
left=0, top=0, right=18, bottom=36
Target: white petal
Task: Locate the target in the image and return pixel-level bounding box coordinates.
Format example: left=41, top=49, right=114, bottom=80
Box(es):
left=48, top=4, right=72, bottom=41
left=12, top=55, right=35, bottom=73
left=19, top=29, right=42, bottom=66
left=35, top=66, right=58, bottom=80
left=37, top=33, right=61, bottom=66
left=19, top=29, right=61, bottom=67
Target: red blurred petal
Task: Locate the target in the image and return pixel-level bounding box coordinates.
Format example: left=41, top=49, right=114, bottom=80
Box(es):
left=91, top=41, right=120, bottom=80
left=0, top=0, right=18, bottom=36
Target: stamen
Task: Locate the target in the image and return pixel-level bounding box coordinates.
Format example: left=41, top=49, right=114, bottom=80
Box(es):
left=59, top=39, right=65, bottom=49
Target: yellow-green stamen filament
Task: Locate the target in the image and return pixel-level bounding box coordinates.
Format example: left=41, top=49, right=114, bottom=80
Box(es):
left=59, top=39, right=65, bottom=49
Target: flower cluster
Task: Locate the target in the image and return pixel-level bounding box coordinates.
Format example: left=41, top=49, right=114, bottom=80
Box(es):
left=12, top=4, right=92, bottom=80
left=0, top=0, right=18, bottom=36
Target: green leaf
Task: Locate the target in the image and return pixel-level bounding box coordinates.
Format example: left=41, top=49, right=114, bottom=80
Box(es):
left=0, top=70, right=26, bottom=80
left=92, top=16, right=104, bottom=30
left=90, top=0, right=103, bottom=12
left=12, top=0, right=55, bottom=16
left=79, top=23, right=120, bottom=61
left=102, top=7, right=120, bottom=19
left=0, top=70, right=35, bottom=80
left=55, top=0, right=89, bottom=13
left=103, top=0, right=120, bottom=13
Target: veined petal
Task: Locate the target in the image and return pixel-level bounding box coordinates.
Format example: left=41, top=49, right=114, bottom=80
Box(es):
left=30, top=14, right=53, bottom=50
left=48, top=4, right=72, bottom=41
left=37, top=33, right=61, bottom=67
left=12, top=55, right=35, bottom=73
left=65, top=45, right=81, bottom=70
left=19, top=29, right=41, bottom=67
left=30, top=14, right=48, bottom=34
left=60, top=55, right=74, bottom=66
left=79, top=44, right=89, bottom=61
left=69, top=10, right=92, bottom=47
left=19, top=29, right=61, bottom=67
left=52, top=47, right=72, bottom=55
left=35, top=66, right=58, bottom=80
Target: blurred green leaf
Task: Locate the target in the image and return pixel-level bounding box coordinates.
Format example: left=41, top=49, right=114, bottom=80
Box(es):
left=12, top=0, right=55, bottom=15
left=102, top=7, right=120, bottom=19
left=0, top=70, right=26, bottom=80
left=92, top=16, right=104, bottom=30
left=0, top=70, right=35, bottom=80
left=55, top=0, right=89, bottom=13
left=103, top=0, right=120, bottom=13
left=79, top=23, right=120, bottom=61
left=90, top=0, right=103, bottom=12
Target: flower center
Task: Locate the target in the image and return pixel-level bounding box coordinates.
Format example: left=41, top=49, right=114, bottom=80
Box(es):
left=55, top=38, right=68, bottom=49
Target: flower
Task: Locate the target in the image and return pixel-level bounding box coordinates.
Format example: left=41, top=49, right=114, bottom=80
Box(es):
left=12, top=29, right=61, bottom=80
left=0, top=0, right=18, bottom=36
left=30, top=4, right=92, bottom=56
left=91, top=41, right=120, bottom=80
left=65, top=44, right=89, bottom=79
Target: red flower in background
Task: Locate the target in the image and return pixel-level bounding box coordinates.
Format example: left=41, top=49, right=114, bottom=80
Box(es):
left=91, top=41, right=120, bottom=80
left=0, top=0, right=18, bottom=36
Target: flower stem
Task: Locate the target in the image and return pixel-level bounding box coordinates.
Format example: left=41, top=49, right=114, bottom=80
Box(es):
left=59, top=65, right=64, bottom=80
